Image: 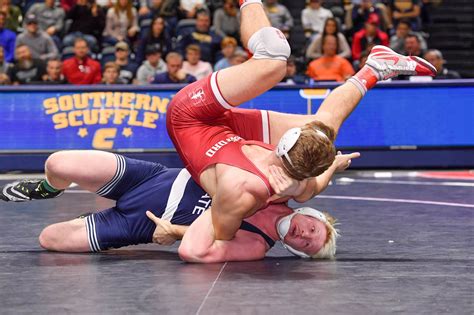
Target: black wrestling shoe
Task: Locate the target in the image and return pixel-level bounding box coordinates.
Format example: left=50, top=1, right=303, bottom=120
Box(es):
left=0, top=180, right=64, bottom=202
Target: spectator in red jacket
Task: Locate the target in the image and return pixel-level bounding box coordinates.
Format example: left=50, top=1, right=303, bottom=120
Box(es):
left=62, top=38, right=101, bottom=84
left=351, top=13, right=389, bottom=62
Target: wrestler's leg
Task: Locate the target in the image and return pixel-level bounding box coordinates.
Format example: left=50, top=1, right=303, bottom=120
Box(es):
left=45, top=150, right=117, bottom=192
left=39, top=218, right=90, bottom=252
left=216, top=2, right=289, bottom=106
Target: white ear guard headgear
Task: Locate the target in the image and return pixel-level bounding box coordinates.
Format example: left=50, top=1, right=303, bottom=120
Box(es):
left=276, top=127, right=330, bottom=168
left=277, top=207, right=328, bottom=258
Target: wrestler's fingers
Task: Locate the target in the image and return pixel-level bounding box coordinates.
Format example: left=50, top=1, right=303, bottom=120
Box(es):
left=146, top=210, right=160, bottom=224
left=347, top=152, right=361, bottom=159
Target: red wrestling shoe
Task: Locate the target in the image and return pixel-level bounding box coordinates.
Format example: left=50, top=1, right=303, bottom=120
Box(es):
left=367, top=45, right=437, bottom=80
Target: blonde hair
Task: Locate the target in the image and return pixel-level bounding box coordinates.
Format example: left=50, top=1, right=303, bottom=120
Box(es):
left=312, top=212, right=340, bottom=259
left=282, top=120, right=336, bottom=180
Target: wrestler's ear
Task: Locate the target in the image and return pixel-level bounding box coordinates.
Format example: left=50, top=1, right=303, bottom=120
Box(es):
left=146, top=210, right=160, bottom=224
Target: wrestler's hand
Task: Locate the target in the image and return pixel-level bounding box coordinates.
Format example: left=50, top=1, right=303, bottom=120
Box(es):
left=333, top=151, right=361, bottom=172
left=146, top=211, right=177, bottom=246
left=268, top=165, right=307, bottom=197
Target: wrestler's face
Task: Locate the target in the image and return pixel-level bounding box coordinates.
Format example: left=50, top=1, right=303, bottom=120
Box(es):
left=283, top=214, right=327, bottom=256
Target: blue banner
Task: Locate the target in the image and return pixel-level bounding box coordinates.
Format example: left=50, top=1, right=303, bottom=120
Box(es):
left=0, top=82, right=473, bottom=152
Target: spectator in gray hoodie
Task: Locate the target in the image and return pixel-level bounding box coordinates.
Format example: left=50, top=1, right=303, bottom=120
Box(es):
left=15, top=14, right=58, bottom=61
left=25, top=0, right=65, bottom=42
left=136, top=45, right=167, bottom=85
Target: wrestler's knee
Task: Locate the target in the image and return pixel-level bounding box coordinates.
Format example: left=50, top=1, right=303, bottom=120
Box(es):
left=38, top=225, right=59, bottom=250
left=45, top=151, right=72, bottom=178
left=248, top=27, right=291, bottom=62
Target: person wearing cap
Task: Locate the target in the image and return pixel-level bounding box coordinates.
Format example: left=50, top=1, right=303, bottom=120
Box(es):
left=113, top=41, right=138, bottom=84
left=15, top=13, right=59, bottom=61
left=62, top=38, right=101, bottom=84
left=351, top=12, right=388, bottom=61
left=136, top=45, right=167, bottom=85
left=25, top=0, right=65, bottom=43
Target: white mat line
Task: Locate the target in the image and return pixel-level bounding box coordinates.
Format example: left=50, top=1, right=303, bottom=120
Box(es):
left=196, top=262, right=227, bottom=315
left=318, top=195, right=474, bottom=208
left=337, top=178, right=474, bottom=187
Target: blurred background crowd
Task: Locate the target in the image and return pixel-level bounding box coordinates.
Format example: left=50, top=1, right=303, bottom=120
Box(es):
left=0, top=0, right=471, bottom=86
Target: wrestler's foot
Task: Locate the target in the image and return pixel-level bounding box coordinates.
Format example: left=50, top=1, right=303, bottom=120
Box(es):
left=367, top=45, right=437, bottom=80
left=349, top=45, right=436, bottom=95
left=0, top=180, right=64, bottom=202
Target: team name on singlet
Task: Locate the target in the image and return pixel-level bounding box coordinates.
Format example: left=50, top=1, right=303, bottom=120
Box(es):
left=192, top=193, right=212, bottom=215
left=205, top=136, right=242, bottom=157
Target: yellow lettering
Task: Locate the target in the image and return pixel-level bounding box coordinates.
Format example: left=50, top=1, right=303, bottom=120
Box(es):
left=68, top=110, right=83, bottom=127
left=83, top=109, right=99, bottom=125
left=89, top=92, right=103, bottom=108
left=73, top=93, right=89, bottom=110
left=99, top=109, right=115, bottom=124
left=150, top=96, right=169, bottom=113
left=52, top=113, right=68, bottom=129
left=135, top=94, right=151, bottom=110
left=58, top=95, right=74, bottom=111
left=121, top=93, right=135, bottom=109
left=128, top=110, right=143, bottom=126
left=113, top=109, right=130, bottom=125
left=142, top=112, right=159, bottom=129
left=104, top=92, right=115, bottom=107
left=92, top=128, right=117, bottom=150
left=43, top=98, right=59, bottom=115
left=113, top=92, right=122, bottom=108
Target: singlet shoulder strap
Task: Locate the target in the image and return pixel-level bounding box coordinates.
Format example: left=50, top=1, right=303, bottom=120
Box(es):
left=239, top=220, right=275, bottom=248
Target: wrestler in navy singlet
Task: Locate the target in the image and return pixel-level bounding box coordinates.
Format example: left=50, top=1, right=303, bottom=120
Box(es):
left=85, top=155, right=212, bottom=252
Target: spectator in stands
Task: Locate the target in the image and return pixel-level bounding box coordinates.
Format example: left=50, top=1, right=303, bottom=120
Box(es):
left=179, top=0, right=206, bottom=19
left=403, top=33, right=424, bottom=57
left=389, top=19, right=426, bottom=54
left=152, top=52, right=196, bottom=84
left=136, top=16, right=172, bottom=64
left=264, top=0, right=293, bottom=38
left=62, top=38, right=101, bottom=84
left=102, top=62, right=126, bottom=84
left=177, top=10, right=222, bottom=63
left=388, top=0, right=421, bottom=31
left=349, top=0, right=388, bottom=33
left=351, top=13, right=388, bottom=62
left=139, top=0, right=179, bottom=30
left=214, top=36, right=237, bottom=71
left=423, top=49, right=460, bottom=79
left=60, top=0, right=77, bottom=12
left=136, top=45, right=167, bottom=84
left=8, top=44, right=46, bottom=84
left=16, top=14, right=59, bottom=61
left=103, top=0, right=139, bottom=46
left=112, top=41, right=138, bottom=84
left=301, top=0, right=333, bottom=38
left=38, top=58, right=68, bottom=84
left=63, top=0, right=105, bottom=51
left=182, top=44, right=212, bottom=80
left=0, top=0, right=21, bottom=32
left=0, top=11, right=15, bottom=63
left=306, top=34, right=354, bottom=82
left=213, top=0, right=240, bottom=39
left=306, top=17, right=351, bottom=60
left=0, top=45, right=11, bottom=84
left=26, top=0, right=66, bottom=48
left=281, top=55, right=306, bottom=85
left=229, top=48, right=247, bottom=66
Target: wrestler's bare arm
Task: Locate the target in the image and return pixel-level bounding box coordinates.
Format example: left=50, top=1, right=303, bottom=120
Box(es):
left=179, top=211, right=267, bottom=263
left=212, top=184, right=264, bottom=240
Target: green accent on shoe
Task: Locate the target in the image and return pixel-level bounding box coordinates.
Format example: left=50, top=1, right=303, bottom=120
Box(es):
left=40, top=180, right=61, bottom=193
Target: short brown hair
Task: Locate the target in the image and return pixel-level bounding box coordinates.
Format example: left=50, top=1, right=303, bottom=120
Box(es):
left=186, top=44, right=201, bottom=54
left=103, top=62, right=120, bottom=73
left=221, top=36, right=237, bottom=48
left=282, top=120, right=336, bottom=180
